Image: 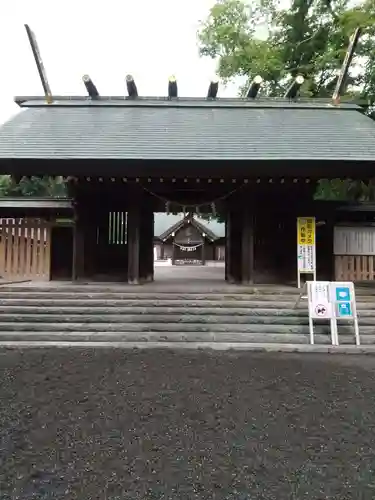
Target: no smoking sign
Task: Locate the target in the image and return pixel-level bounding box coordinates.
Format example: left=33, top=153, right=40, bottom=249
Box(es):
left=314, top=304, right=328, bottom=317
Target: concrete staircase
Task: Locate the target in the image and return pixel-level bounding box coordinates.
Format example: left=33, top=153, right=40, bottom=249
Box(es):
left=0, top=284, right=373, bottom=349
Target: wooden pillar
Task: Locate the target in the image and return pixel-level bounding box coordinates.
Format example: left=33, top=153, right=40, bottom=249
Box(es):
left=225, top=219, right=229, bottom=281
left=72, top=209, right=85, bottom=281
left=172, top=239, right=176, bottom=265
left=127, top=206, right=141, bottom=285
left=146, top=211, right=155, bottom=281
left=84, top=222, right=96, bottom=278
left=139, top=206, right=154, bottom=283
left=127, top=188, right=154, bottom=285
left=226, top=191, right=255, bottom=284
left=241, top=206, right=255, bottom=284
left=226, top=205, right=242, bottom=283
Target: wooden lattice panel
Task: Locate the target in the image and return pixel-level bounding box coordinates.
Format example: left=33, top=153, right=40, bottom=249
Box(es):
left=0, top=218, right=51, bottom=281
left=335, top=255, right=375, bottom=282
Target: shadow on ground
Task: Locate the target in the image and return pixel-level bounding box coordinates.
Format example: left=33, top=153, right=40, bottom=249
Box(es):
left=1, top=349, right=375, bottom=499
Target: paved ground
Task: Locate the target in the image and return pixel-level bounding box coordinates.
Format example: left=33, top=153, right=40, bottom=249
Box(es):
left=6, top=264, right=296, bottom=292
left=154, top=263, right=225, bottom=284
left=14, top=264, right=227, bottom=289
left=1, top=349, right=375, bottom=499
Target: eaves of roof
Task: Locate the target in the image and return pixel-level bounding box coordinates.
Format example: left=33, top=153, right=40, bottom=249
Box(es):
left=0, top=100, right=374, bottom=161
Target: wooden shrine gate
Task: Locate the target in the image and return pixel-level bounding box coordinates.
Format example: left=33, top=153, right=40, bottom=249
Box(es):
left=0, top=218, right=51, bottom=281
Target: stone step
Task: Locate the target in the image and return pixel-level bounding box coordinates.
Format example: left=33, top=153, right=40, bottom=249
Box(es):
left=0, top=298, right=374, bottom=311
left=4, top=291, right=375, bottom=302
left=0, top=341, right=370, bottom=352
left=3, top=284, right=375, bottom=296
left=0, top=298, right=303, bottom=308
left=0, top=331, right=364, bottom=344
left=0, top=322, right=365, bottom=334
left=0, top=313, right=373, bottom=326
left=0, top=306, right=309, bottom=316
left=0, top=291, right=374, bottom=301
left=0, top=292, right=305, bottom=301
left=0, top=314, right=310, bottom=324
left=0, top=286, right=303, bottom=295
left=0, top=306, right=374, bottom=319
left=0, top=303, right=375, bottom=318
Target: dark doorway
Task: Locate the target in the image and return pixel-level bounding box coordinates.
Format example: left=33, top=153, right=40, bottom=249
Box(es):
left=51, top=226, right=73, bottom=280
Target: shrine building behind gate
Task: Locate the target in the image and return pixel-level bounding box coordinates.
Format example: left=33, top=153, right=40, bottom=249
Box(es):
left=154, top=214, right=225, bottom=265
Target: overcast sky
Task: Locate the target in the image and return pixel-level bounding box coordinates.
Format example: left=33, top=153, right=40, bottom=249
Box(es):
left=0, top=0, right=291, bottom=125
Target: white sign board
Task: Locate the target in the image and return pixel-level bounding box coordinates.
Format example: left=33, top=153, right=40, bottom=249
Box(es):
left=306, top=281, right=334, bottom=345
left=298, top=245, right=315, bottom=272
left=305, top=281, right=360, bottom=346
left=307, top=281, right=332, bottom=319
left=297, top=217, right=316, bottom=288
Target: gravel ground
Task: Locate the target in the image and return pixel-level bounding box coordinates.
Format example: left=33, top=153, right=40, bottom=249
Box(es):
left=1, top=349, right=375, bottom=499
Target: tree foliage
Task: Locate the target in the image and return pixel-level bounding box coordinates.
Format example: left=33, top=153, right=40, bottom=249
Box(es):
left=198, top=0, right=375, bottom=99
left=0, top=176, right=67, bottom=198
left=198, top=0, right=375, bottom=201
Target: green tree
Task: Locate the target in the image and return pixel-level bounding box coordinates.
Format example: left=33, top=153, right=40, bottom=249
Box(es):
left=0, top=175, right=67, bottom=198
left=198, top=0, right=375, bottom=98
left=198, top=0, right=375, bottom=201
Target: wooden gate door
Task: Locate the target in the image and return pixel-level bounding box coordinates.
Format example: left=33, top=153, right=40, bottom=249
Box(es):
left=0, top=218, right=51, bottom=281
left=94, top=210, right=127, bottom=277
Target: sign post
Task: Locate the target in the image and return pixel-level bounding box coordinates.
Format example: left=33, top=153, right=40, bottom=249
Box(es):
left=297, top=217, right=316, bottom=288
left=330, top=282, right=360, bottom=346
left=305, top=280, right=360, bottom=346
left=307, top=281, right=334, bottom=345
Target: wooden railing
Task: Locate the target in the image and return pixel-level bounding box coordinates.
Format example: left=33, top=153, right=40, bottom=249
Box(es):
left=0, top=218, right=51, bottom=281
left=335, top=255, right=375, bottom=281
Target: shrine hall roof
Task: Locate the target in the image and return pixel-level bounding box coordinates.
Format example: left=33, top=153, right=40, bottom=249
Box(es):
left=0, top=97, right=375, bottom=161
left=155, top=214, right=224, bottom=241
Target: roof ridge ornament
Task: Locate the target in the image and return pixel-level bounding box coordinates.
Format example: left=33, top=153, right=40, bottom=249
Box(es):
left=168, top=76, right=178, bottom=99
left=24, top=24, right=53, bottom=104
left=82, top=75, right=99, bottom=99
left=332, top=27, right=361, bottom=106
left=246, top=75, right=263, bottom=99
left=126, top=75, right=138, bottom=98
left=207, top=78, right=219, bottom=99
left=284, top=75, right=304, bottom=100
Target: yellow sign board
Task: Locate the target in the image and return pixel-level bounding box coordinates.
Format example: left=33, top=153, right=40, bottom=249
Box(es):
left=297, top=217, right=315, bottom=246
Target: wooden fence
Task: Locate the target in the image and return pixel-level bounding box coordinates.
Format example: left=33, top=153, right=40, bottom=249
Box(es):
left=0, top=218, right=51, bottom=281
left=334, top=225, right=375, bottom=281
left=335, top=255, right=375, bottom=281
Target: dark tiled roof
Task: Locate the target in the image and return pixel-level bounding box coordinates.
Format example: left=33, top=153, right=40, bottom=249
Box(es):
left=0, top=98, right=374, bottom=161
